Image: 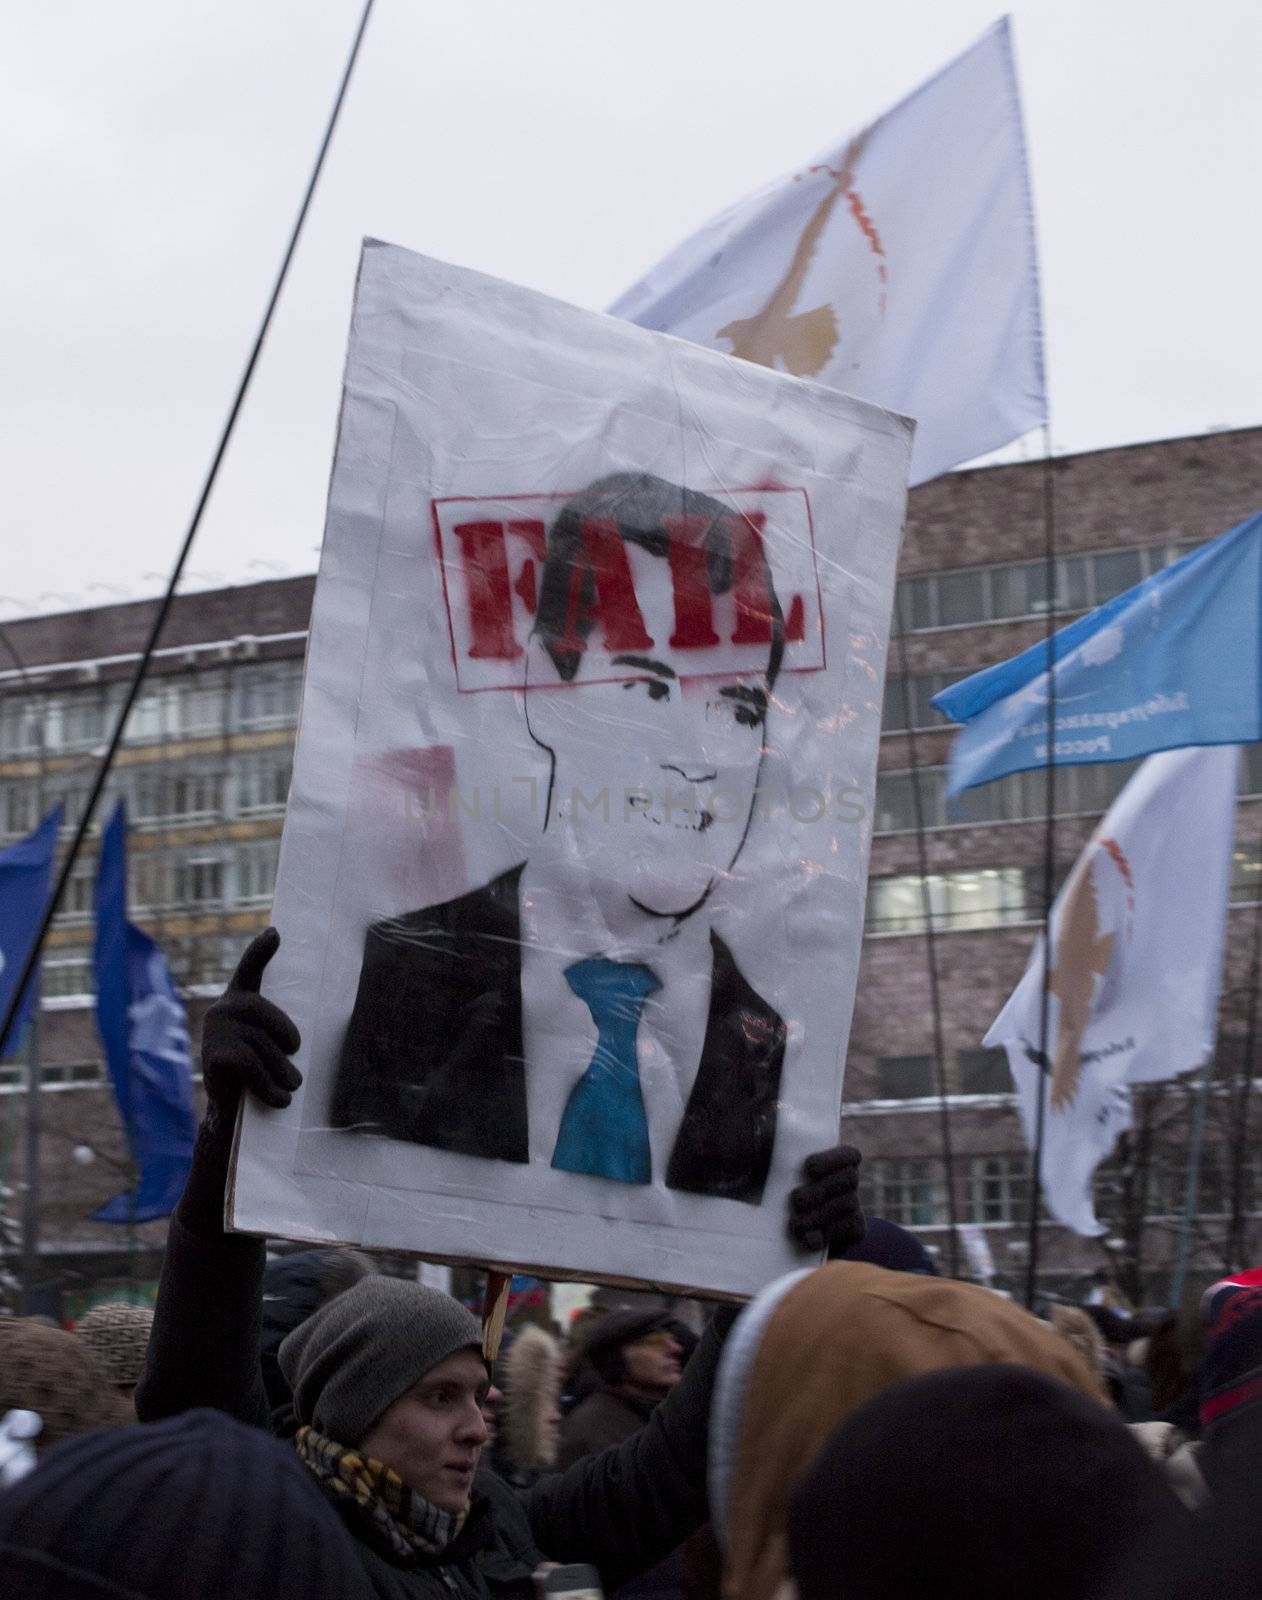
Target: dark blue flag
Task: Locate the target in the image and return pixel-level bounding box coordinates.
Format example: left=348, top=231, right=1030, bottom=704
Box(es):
left=0, top=807, right=62, bottom=1060
left=933, top=508, right=1262, bottom=794
left=93, top=802, right=197, bottom=1223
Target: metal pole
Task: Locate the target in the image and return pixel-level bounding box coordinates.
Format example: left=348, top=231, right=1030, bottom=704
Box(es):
left=0, top=623, right=48, bottom=1316
left=1025, top=442, right=1058, bottom=1309
left=893, top=594, right=960, bottom=1277
left=18, top=1016, right=42, bottom=1313
left=1226, top=895, right=1262, bottom=1268
left=1170, top=1064, right=1212, bottom=1305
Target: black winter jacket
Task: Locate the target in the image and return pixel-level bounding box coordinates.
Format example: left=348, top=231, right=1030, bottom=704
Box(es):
left=137, top=1214, right=727, bottom=1600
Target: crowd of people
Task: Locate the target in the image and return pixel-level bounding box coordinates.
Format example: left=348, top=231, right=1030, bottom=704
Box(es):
left=1, top=931, right=1260, bottom=1597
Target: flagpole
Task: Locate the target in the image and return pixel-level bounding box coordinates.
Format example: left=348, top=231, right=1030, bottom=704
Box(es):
left=1024, top=437, right=1058, bottom=1310
left=0, top=621, right=50, bottom=1315
left=1170, top=1059, right=1212, bottom=1305
left=1226, top=892, right=1262, bottom=1269
left=0, top=0, right=377, bottom=1060
left=893, top=596, right=960, bottom=1276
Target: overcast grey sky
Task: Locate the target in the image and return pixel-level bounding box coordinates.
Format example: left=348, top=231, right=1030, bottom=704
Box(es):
left=2, top=1, right=1258, bottom=615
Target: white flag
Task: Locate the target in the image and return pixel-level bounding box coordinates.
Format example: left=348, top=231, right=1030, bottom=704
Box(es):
left=610, top=18, right=1043, bottom=486
left=986, top=747, right=1238, bottom=1235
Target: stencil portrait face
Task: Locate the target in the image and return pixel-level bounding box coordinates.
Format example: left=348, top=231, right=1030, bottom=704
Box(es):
left=524, top=474, right=781, bottom=919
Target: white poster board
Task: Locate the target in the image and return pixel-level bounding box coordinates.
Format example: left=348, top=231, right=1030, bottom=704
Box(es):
left=229, top=239, right=912, bottom=1298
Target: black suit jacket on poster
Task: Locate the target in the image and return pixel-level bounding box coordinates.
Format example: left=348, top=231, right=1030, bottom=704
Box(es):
left=330, top=864, right=787, bottom=1203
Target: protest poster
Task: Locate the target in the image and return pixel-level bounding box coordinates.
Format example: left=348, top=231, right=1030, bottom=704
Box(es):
left=228, top=239, right=913, bottom=1297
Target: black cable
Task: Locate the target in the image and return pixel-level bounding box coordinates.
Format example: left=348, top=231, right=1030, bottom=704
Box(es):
left=1025, top=435, right=1058, bottom=1308
left=893, top=594, right=960, bottom=1277
left=0, top=0, right=376, bottom=1055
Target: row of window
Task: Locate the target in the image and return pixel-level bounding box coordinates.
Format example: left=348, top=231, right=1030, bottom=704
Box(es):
left=860, top=1149, right=1262, bottom=1228
left=860, top=1049, right=1013, bottom=1101
left=896, top=538, right=1197, bottom=634
left=0, top=661, right=304, bottom=757
left=0, top=751, right=293, bottom=842
left=865, top=847, right=1262, bottom=937
left=0, top=1059, right=106, bottom=1091
left=860, top=1154, right=1031, bottom=1227
left=55, top=838, right=281, bottom=925
left=42, top=933, right=252, bottom=1001
left=874, top=744, right=1262, bottom=834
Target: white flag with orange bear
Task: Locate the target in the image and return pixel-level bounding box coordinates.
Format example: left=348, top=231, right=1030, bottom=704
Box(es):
left=611, top=18, right=1043, bottom=486
left=986, top=746, right=1238, bottom=1235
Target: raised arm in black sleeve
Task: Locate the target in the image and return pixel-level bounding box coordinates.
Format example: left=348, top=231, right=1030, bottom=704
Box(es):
left=135, top=929, right=300, bottom=1430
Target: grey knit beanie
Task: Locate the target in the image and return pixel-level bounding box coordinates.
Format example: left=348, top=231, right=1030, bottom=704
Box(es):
left=277, top=1277, right=482, bottom=1445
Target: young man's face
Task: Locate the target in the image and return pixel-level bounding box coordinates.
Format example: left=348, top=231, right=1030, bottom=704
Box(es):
left=356, top=1348, right=489, bottom=1513
left=526, top=548, right=773, bottom=919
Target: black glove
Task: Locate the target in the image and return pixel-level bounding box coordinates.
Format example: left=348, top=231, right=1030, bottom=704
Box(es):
left=787, top=1143, right=864, bottom=1255
left=200, top=927, right=302, bottom=1124
left=179, top=929, right=302, bottom=1235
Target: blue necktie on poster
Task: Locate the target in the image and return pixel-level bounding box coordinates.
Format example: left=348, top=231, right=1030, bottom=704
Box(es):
left=934, top=508, right=1262, bottom=795
left=551, top=957, right=661, bottom=1185
left=0, top=807, right=62, bottom=1061
left=93, top=801, right=197, bottom=1223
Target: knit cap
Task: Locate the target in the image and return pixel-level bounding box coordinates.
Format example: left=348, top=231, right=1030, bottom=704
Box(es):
left=74, top=1301, right=154, bottom=1391
left=0, top=1407, right=375, bottom=1598
left=0, top=1318, right=132, bottom=1450
left=709, top=1262, right=1106, bottom=1600
left=278, top=1276, right=483, bottom=1444
left=1199, top=1271, right=1262, bottom=1430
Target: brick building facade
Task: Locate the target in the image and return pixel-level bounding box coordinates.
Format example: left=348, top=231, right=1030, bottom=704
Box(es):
left=2, top=425, right=1259, bottom=1310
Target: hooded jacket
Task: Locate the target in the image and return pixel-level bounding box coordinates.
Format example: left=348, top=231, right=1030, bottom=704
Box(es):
left=707, top=1262, right=1106, bottom=1600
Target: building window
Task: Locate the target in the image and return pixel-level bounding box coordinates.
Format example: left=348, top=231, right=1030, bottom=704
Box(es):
left=876, top=1055, right=936, bottom=1099
left=115, top=764, right=225, bottom=827
left=173, top=856, right=224, bottom=907
left=235, top=840, right=280, bottom=907
left=874, top=760, right=1150, bottom=834
left=176, top=675, right=227, bottom=738
left=895, top=538, right=1197, bottom=634
left=45, top=693, right=110, bottom=753
left=866, top=867, right=1034, bottom=935
left=0, top=1058, right=105, bottom=1093
left=0, top=696, right=45, bottom=756
left=965, top=1154, right=1031, bottom=1223
left=234, top=662, right=303, bottom=731
left=874, top=744, right=1262, bottom=837
left=860, top=1158, right=949, bottom=1227
left=881, top=672, right=965, bottom=735
left=168, top=768, right=224, bottom=824
left=42, top=953, right=92, bottom=998
left=56, top=861, right=97, bottom=923
left=0, top=780, right=39, bottom=840
left=873, top=770, right=948, bottom=833
left=234, top=753, right=292, bottom=817
left=130, top=852, right=169, bottom=910
left=959, top=1047, right=1012, bottom=1095
left=1240, top=749, right=1262, bottom=800
left=124, top=686, right=172, bottom=745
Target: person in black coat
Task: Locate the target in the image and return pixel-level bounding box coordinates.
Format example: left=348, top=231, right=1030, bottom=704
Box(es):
left=136, top=930, right=865, bottom=1600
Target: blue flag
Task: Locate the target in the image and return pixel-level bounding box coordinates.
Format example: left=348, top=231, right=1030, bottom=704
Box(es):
left=92, top=802, right=197, bottom=1223
left=0, top=807, right=62, bottom=1060
left=933, top=509, right=1262, bottom=794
